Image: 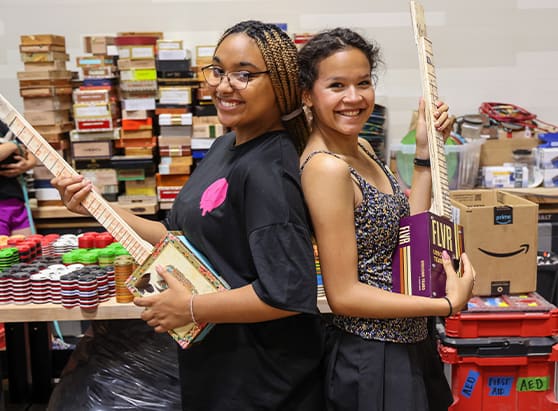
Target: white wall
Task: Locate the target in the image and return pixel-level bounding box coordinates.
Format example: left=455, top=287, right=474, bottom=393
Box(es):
left=0, top=0, right=557, bottom=143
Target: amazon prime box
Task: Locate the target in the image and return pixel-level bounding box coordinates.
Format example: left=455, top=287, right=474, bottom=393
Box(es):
left=450, top=190, right=538, bottom=296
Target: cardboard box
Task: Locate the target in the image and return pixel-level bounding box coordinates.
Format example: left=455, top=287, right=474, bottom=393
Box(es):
left=480, top=138, right=540, bottom=167
left=450, top=190, right=538, bottom=296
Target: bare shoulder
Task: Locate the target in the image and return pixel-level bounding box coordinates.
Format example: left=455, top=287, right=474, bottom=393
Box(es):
left=301, top=151, right=350, bottom=181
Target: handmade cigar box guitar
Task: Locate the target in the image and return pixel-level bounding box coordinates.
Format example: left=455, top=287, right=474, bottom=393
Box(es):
left=391, top=1, right=464, bottom=297
left=0, top=94, right=229, bottom=348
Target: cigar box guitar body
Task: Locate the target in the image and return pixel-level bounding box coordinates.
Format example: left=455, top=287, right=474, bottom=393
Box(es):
left=391, top=1, right=464, bottom=297
left=0, top=95, right=229, bottom=348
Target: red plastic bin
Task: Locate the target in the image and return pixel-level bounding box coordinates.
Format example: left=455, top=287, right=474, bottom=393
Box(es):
left=445, top=309, right=558, bottom=338
left=440, top=343, right=558, bottom=411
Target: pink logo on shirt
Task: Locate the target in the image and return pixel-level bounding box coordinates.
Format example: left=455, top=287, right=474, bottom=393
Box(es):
left=200, top=178, right=228, bottom=216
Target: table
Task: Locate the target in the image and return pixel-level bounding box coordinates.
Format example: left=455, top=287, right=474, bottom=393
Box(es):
left=0, top=298, right=143, bottom=323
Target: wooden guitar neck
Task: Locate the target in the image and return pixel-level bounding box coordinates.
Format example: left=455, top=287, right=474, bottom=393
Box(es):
left=410, top=0, right=452, bottom=219
left=0, top=94, right=153, bottom=264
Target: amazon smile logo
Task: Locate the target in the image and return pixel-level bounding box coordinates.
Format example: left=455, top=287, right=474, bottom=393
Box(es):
left=478, top=244, right=529, bottom=258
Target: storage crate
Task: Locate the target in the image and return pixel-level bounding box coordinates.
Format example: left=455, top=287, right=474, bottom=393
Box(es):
left=440, top=342, right=558, bottom=411
left=445, top=309, right=558, bottom=338
left=392, top=140, right=483, bottom=190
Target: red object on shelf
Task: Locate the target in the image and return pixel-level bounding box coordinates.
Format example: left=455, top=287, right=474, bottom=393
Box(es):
left=94, top=233, right=114, bottom=249
left=445, top=309, right=558, bottom=338
left=0, top=323, right=4, bottom=351
left=78, top=234, right=96, bottom=249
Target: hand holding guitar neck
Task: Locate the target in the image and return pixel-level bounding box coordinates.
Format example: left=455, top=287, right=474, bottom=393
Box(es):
left=51, top=174, right=94, bottom=216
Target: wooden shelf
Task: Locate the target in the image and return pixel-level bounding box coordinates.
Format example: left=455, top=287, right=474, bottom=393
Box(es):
left=0, top=296, right=330, bottom=322
left=0, top=297, right=143, bottom=323
left=32, top=203, right=158, bottom=219
left=503, top=188, right=558, bottom=205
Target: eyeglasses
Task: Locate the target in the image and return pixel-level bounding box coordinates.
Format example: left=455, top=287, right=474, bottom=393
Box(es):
left=201, top=65, right=270, bottom=90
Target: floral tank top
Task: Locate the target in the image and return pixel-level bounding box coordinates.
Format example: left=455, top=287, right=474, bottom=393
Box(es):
left=301, top=143, right=427, bottom=343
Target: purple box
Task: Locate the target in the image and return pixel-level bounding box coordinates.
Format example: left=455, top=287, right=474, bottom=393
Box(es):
left=392, top=211, right=464, bottom=297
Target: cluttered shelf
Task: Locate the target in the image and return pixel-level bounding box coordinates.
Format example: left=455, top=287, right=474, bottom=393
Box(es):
left=0, top=297, right=143, bottom=323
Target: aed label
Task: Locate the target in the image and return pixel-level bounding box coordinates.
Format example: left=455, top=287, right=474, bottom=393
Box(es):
left=461, top=371, right=479, bottom=398
left=516, top=377, right=549, bottom=392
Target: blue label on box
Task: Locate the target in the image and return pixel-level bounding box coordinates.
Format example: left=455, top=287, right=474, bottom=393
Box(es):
left=461, top=371, right=479, bottom=398
left=488, top=376, right=513, bottom=396
left=494, top=206, right=513, bottom=225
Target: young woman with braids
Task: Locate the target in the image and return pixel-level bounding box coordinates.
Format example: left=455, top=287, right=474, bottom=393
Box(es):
left=52, top=20, right=324, bottom=411
left=298, top=28, right=475, bottom=411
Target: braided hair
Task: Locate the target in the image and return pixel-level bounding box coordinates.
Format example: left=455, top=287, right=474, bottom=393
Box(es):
left=218, top=20, right=309, bottom=152
left=298, top=28, right=382, bottom=92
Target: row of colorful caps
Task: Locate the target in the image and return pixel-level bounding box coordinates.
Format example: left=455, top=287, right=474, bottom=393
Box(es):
left=77, top=231, right=116, bottom=249
left=61, top=242, right=130, bottom=265
left=0, top=264, right=116, bottom=306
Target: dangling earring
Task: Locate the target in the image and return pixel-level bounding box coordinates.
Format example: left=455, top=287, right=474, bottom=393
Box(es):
left=303, top=105, right=313, bottom=131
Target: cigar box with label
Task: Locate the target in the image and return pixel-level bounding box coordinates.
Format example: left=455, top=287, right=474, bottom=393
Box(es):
left=24, top=110, right=70, bottom=126
left=20, top=34, right=65, bottom=46
left=71, top=140, right=113, bottom=160
left=23, top=96, right=72, bottom=112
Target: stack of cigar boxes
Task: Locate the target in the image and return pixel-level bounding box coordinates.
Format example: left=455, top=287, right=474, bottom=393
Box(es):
left=155, top=39, right=197, bottom=208
left=18, top=34, right=75, bottom=205
left=18, top=34, right=74, bottom=151
left=190, top=45, right=223, bottom=170
left=71, top=36, right=120, bottom=201
left=114, top=32, right=162, bottom=202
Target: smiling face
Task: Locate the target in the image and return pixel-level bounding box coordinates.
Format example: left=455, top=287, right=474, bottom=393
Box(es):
left=210, top=33, right=283, bottom=143
left=303, top=47, right=375, bottom=140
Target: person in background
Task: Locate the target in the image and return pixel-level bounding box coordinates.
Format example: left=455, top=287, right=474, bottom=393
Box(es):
left=298, top=28, right=475, bottom=411
left=0, top=121, right=37, bottom=236
left=52, top=20, right=324, bottom=411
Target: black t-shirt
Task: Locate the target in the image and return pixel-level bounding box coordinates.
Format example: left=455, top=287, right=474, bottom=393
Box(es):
left=0, top=131, right=24, bottom=201
left=164, top=130, right=324, bottom=410
left=0, top=176, right=23, bottom=201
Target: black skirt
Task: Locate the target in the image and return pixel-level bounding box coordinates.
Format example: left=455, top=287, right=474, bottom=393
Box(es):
left=324, top=325, right=453, bottom=411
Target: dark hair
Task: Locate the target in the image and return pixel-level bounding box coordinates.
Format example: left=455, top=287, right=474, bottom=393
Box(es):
left=298, top=28, right=382, bottom=91
left=218, top=20, right=309, bottom=152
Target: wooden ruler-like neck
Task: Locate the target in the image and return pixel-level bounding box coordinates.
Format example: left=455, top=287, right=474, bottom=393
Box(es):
left=0, top=94, right=153, bottom=264
left=410, top=1, right=452, bottom=219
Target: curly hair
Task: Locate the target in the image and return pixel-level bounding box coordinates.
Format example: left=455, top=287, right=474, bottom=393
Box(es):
left=298, top=28, right=382, bottom=92
left=218, top=20, right=309, bottom=152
